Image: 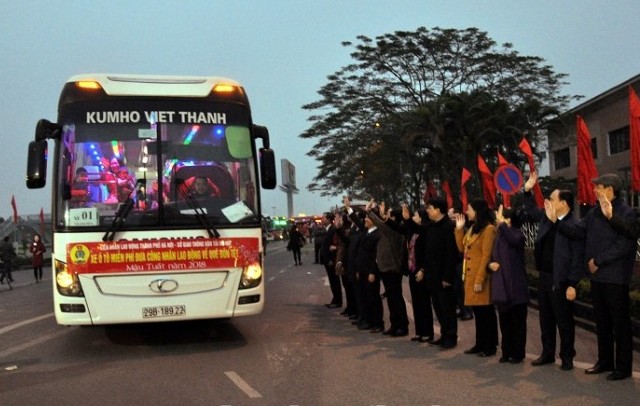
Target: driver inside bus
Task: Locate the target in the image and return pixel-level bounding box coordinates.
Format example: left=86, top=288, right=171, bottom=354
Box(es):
left=190, top=176, right=220, bottom=199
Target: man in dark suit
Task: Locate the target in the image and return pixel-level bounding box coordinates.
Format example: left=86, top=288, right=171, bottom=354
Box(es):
left=346, top=200, right=383, bottom=331
left=312, top=224, right=326, bottom=264
left=421, top=196, right=459, bottom=349
left=523, top=172, right=584, bottom=371
left=320, top=212, right=342, bottom=308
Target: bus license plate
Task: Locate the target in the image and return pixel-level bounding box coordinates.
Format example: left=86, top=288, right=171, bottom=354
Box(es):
left=142, top=305, right=186, bottom=319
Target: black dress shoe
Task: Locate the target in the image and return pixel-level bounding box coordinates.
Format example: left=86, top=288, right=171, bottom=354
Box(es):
left=606, top=370, right=631, bottom=381
left=531, top=356, right=555, bottom=366
left=477, top=351, right=496, bottom=357
left=430, top=337, right=444, bottom=346
left=419, top=335, right=435, bottom=343
left=439, top=340, right=456, bottom=349
left=382, top=328, right=394, bottom=335
left=460, top=313, right=474, bottom=321
left=390, top=329, right=408, bottom=337
left=369, top=326, right=384, bottom=333
left=499, top=356, right=510, bottom=363
left=585, top=362, right=613, bottom=375
left=325, top=303, right=341, bottom=309
left=339, top=310, right=349, bottom=316
left=464, top=346, right=480, bottom=354
left=410, top=335, right=423, bottom=342
left=509, top=358, right=524, bottom=364
left=560, top=359, right=574, bottom=371
left=357, top=322, right=371, bottom=330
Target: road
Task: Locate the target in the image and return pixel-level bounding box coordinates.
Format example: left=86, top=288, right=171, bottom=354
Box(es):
left=0, top=240, right=638, bottom=405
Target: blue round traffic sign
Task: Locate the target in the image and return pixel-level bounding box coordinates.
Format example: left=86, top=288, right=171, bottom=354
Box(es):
left=494, top=164, right=523, bottom=195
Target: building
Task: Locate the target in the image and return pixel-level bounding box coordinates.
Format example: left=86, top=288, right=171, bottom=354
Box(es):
left=548, top=73, right=640, bottom=207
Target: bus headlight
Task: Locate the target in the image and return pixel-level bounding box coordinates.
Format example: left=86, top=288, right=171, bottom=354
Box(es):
left=54, top=259, right=84, bottom=297
left=239, top=263, right=262, bottom=289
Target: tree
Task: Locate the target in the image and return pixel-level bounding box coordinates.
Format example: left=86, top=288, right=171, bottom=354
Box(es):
left=301, top=27, right=577, bottom=207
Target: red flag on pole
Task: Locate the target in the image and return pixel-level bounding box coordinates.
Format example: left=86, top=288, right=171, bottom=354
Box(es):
left=629, top=86, right=640, bottom=192
left=477, top=155, right=497, bottom=208
left=39, top=207, right=45, bottom=236
left=518, top=137, right=545, bottom=208
left=441, top=180, right=453, bottom=210
left=11, top=195, right=17, bottom=224
left=461, top=167, right=472, bottom=212
left=576, top=115, right=598, bottom=205
left=496, top=152, right=511, bottom=208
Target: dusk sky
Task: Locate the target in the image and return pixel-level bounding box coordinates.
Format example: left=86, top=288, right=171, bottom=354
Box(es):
left=2, top=0, right=639, bottom=218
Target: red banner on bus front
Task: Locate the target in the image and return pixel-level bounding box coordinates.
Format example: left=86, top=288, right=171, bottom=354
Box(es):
left=66, top=237, right=259, bottom=274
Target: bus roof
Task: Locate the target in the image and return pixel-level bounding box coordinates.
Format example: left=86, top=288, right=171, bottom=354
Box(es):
left=67, top=73, right=243, bottom=98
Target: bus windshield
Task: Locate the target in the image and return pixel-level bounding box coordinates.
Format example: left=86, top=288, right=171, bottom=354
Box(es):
left=57, top=100, right=259, bottom=230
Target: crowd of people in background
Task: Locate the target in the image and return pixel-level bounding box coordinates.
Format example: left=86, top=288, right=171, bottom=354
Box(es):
left=304, top=171, right=635, bottom=381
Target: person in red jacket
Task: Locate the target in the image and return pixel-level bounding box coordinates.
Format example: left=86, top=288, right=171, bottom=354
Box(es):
left=30, top=233, right=46, bottom=283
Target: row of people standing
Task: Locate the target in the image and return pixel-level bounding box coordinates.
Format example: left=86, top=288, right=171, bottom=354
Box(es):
left=317, top=195, right=527, bottom=359
left=316, top=171, right=634, bottom=381
left=320, top=199, right=410, bottom=336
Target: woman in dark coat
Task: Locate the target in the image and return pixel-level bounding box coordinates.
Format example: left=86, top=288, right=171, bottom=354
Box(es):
left=403, top=207, right=435, bottom=342
left=30, top=233, right=46, bottom=283
left=287, top=225, right=305, bottom=266
left=488, top=207, right=529, bottom=363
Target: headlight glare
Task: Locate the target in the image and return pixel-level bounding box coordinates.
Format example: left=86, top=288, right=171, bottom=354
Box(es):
left=54, top=259, right=84, bottom=296
left=240, top=263, right=262, bottom=289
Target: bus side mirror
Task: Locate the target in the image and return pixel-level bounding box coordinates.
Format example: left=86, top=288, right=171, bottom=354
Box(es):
left=26, top=140, right=48, bottom=189
left=259, top=148, right=276, bottom=189
left=253, top=124, right=270, bottom=149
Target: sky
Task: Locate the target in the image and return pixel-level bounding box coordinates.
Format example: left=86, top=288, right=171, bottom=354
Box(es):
left=1, top=0, right=639, bottom=219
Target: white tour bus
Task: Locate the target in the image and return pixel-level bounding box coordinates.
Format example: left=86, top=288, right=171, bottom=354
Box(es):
left=26, top=74, right=276, bottom=325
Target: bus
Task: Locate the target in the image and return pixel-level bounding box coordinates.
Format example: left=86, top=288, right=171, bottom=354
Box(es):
left=26, top=74, right=276, bottom=325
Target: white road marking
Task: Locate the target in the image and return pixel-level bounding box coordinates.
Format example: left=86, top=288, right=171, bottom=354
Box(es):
left=0, top=312, right=54, bottom=335
left=0, top=328, right=69, bottom=359
left=224, top=371, right=262, bottom=398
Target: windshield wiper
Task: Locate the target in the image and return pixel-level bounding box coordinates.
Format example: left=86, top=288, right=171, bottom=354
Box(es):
left=175, top=179, right=220, bottom=238
left=102, top=180, right=145, bottom=242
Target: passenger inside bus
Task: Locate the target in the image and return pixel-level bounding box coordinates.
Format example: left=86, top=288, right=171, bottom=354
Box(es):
left=70, top=167, right=92, bottom=207
left=116, top=166, right=136, bottom=202
left=147, top=178, right=169, bottom=209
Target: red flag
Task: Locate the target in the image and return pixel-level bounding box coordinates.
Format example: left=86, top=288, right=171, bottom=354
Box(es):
left=11, top=195, right=17, bottom=224
left=427, top=181, right=438, bottom=199
left=518, top=137, right=545, bottom=208
left=496, top=152, right=511, bottom=208
left=497, top=151, right=509, bottom=167
left=441, top=180, right=453, bottom=210
left=629, top=86, right=640, bottom=192
left=576, top=115, right=598, bottom=205
left=477, top=155, right=497, bottom=208
left=423, top=180, right=438, bottom=205
left=461, top=167, right=471, bottom=212
left=39, top=207, right=45, bottom=236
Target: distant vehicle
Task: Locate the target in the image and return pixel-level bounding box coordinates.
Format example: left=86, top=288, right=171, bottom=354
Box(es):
left=269, top=229, right=284, bottom=240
